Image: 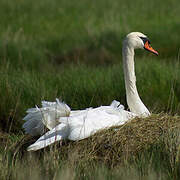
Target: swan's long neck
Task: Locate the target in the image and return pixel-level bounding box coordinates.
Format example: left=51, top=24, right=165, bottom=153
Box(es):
left=122, top=41, right=150, bottom=117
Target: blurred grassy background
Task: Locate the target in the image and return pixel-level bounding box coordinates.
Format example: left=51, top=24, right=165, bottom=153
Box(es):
left=0, top=0, right=180, bottom=179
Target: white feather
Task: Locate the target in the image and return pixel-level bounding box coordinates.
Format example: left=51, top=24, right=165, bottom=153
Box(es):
left=27, top=123, right=69, bottom=151
left=23, top=99, right=71, bottom=136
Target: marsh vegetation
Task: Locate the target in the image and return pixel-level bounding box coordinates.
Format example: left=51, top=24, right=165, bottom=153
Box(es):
left=0, top=0, right=180, bottom=179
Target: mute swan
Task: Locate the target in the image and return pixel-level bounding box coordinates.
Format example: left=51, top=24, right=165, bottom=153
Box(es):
left=23, top=32, right=158, bottom=151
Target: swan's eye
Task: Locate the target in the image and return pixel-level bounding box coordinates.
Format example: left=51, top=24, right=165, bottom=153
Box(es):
left=139, top=36, right=150, bottom=45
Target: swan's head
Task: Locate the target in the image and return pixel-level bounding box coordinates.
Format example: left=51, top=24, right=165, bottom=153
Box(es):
left=124, top=32, right=158, bottom=55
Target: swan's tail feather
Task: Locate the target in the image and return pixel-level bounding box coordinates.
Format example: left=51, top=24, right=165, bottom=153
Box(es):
left=22, top=99, right=71, bottom=136
left=23, top=108, right=45, bottom=136
left=27, top=123, right=69, bottom=151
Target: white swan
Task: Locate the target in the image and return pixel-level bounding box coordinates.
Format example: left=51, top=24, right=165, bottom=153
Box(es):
left=23, top=32, right=158, bottom=151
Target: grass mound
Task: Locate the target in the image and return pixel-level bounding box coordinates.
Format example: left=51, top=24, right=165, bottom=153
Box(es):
left=58, top=114, right=180, bottom=166
left=1, top=114, right=180, bottom=179
left=13, top=114, right=180, bottom=164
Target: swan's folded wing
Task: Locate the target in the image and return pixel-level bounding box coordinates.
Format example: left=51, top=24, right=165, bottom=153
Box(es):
left=27, top=123, right=69, bottom=151
left=64, top=107, right=135, bottom=141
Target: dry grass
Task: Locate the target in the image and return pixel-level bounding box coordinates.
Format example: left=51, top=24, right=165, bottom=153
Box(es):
left=1, top=113, right=180, bottom=179
left=58, top=113, right=180, bottom=166
left=10, top=113, right=180, bottom=163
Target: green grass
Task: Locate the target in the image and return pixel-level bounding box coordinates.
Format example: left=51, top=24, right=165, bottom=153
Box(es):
left=0, top=0, right=180, bottom=179
left=0, top=0, right=180, bottom=69
left=1, top=58, right=180, bottom=133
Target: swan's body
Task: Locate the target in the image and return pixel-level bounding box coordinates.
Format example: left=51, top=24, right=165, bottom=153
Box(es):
left=23, top=32, right=158, bottom=151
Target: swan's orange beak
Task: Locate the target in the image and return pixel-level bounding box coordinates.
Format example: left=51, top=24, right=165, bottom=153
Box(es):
left=144, top=41, right=158, bottom=56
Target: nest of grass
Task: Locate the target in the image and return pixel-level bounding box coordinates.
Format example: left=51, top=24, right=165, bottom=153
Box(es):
left=9, top=113, right=180, bottom=167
